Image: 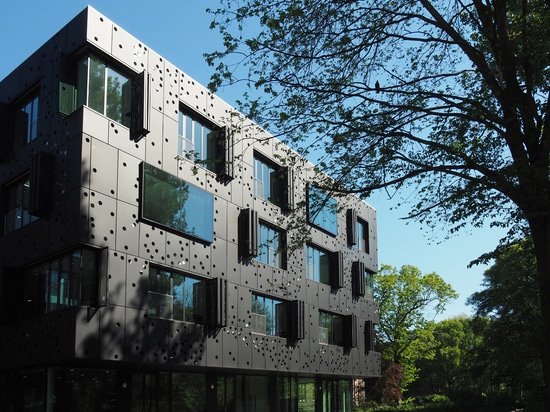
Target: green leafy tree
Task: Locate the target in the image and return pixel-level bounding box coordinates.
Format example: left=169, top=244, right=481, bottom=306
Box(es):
left=468, top=239, right=544, bottom=409
left=206, top=1, right=550, bottom=405
left=375, top=264, right=458, bottom=396
left=412, top=317, right=482, bottom=398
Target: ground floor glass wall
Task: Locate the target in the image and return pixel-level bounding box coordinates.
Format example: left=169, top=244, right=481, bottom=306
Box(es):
left=1, top=367, right=354, bottom=412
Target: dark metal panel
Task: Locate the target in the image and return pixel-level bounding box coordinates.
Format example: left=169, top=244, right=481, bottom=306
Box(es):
left=75, top=306, right=100, bottom=359
left=99, top=304, right=126, bottom=361
left=30, top=151, right=56, bottom=217
left=222, top=325, right=240, bottom=369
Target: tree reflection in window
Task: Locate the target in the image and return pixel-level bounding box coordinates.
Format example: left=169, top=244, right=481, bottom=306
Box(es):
left=307, top=185, right=338, bottom=235
left=141, top=163, right=214, bottom=243
left=77, top=55, right=131, bottom=127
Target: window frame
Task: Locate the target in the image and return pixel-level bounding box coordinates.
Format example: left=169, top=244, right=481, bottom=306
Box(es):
left=139, top=162, right=214, bottom=244
left=318, top=311, right=357, bottom=348
left=305, top=244, right=331, bottom=284
left=3, top=174, right=38, bottom=235
left=77, top=54, right=132, bottom=128
left=147, top=266, right=202, bottom=322
left=253, top=152, right=287, bottom=208
left=319, top=311, right=344, bottom=346
left=355, top=218, right=369, bottom=253
left=13, top=87, right=40, bottom=151
left=256, top=221, right=286, bottom=269
left=307, top=185, right=338, bottom=236
left=20, top=246, right=104, bottom=318
left=251, top=293, right=286, bottom=336
left=177, top=106, right=219, bottom=172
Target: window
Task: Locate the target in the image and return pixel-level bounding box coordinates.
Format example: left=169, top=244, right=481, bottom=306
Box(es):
left=148, top=267, right=202, bottom=322
left=178, top=108, right=217, bottom=172
left=251, top=294, right=304, bottom=340
left=306, top=245, right=343, bottom=287
left=319, top=311, right=344, bottom=346
left=306, top=244, right=330, bottom=284
left=253, top=154, right=286, bottom=208
left=77, top=55, right=131, bottom=127
left=257, top=222, right=285, bottom=268
left=13, top=91, right=39, bottom=150
left=140, top=163, right=214, bottom=243
left=147, top=267, right=226, bottom=326
left=365, top=270, right=374, bottom=300
left=21, top=247, right=103, bottom=317
left=355, top=219, right=368, bottom=253
left=3, top=175, right=37, bottom=234
left=307, top=185, right=337, bottom=235
left=251, top=294, right=286, bottom=336
left=319, top=311, right=357, bottom=347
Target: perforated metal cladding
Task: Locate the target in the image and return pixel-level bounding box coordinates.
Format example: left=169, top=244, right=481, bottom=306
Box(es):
left=0, top=5, right=380, bottom=380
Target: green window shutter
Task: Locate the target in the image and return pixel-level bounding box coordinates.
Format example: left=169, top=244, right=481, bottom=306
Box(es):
left=58, top=82, right=77, bottom=116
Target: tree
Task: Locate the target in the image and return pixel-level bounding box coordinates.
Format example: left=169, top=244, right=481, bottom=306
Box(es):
left=411, top=317, right=482, bottom=398
left=206, top=1, right=550, bottom=405
left=375, top=264, right=457, bottom=395
left=468, top=239, right=544, bottom=409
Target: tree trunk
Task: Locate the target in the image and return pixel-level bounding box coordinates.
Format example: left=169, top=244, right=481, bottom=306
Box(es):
left=528, top=216, right=550, bottom=409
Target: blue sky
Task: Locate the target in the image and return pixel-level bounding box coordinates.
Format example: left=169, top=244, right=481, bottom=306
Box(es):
left=0, top=0, right=507, bottom=319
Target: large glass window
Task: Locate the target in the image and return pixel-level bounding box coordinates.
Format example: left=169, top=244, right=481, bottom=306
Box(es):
left=148, top=267, right=202, bottom=322
left=13, top=91, right=39, bottom=150
left=257, top=222, right=285, bottom=268
left=355, top=218, right=369, bottom=253
left=365, top=270, right=374, bottom=300
left=141, top=163, right=214, bottom=243
left=306, top=244, right=331, bottom=284
left=178, top=108, right=219, bottom=172
left=307, top=185, right=338, bottom=235
left=77, top=55, right=131, bottom=127
left=253, top=154, right=285, bottom=207
left=22, top=247, right=100, bottom=317
left=319, top=311, right=344, bottom=346
left=3, top=175, right=38, bottom=234
left=251, top=293, right=287, bottom=336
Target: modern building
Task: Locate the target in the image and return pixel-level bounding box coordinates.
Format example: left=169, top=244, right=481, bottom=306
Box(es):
left=0, top=6, right=380, bottom=411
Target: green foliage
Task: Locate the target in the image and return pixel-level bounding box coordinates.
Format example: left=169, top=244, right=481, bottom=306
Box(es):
left=467, top=239, right=544, bottom=410
left=208, top=2, right=550, bottom=407
left=207, top=0, right=550, bottom=241
left=374, top=265, right=457, bottom=394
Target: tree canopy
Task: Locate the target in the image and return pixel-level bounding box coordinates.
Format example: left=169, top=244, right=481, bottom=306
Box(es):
left=374, top=264, right=457, bottom=395
left=206, top=1, right=550, bottom=406
left=468, top=239, right=544, bottom=408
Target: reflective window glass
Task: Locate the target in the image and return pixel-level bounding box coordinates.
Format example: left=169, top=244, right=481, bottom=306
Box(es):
left=78, top=55, right=131, bottom=127
left=251, top=294, right=286, bottom=336
left=3, top=176, right=37, bottom=234
left=253, top=154, right=285, bottom=207
left=307, top=185, right=337, bottom=235
left=306, top=245, right=330, bottom=284
left=178, top=109, right=218, bottom=172
left=141, top=163, right=214, bottom=243
left=148, top=266, right=203, bottom=322
left=257, top=223, right=284, bottom=268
